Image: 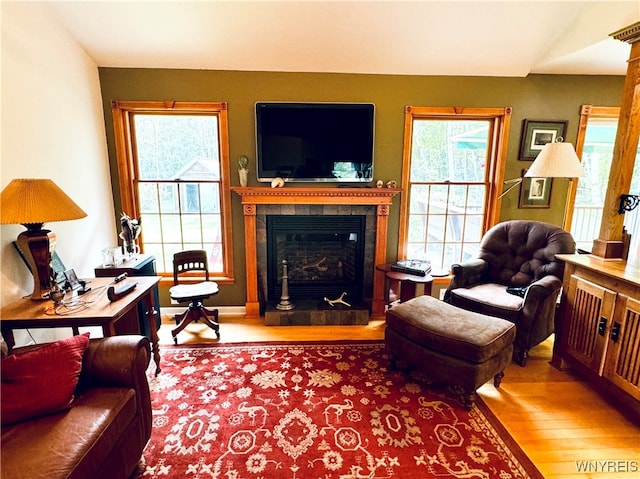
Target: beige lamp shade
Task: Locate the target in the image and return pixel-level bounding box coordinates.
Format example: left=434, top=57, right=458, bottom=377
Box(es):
left=0, top=178, right=87, bottom=227
left=525, top=140, right=585, bottom=178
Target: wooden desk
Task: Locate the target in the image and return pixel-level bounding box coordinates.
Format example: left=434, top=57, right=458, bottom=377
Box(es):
left=0, top=276, right=161, bottom=375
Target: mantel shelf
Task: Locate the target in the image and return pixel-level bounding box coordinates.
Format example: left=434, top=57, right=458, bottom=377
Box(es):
left=231, top=186, right=401, bottom=205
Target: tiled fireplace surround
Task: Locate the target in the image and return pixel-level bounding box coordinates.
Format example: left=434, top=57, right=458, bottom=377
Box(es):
left=232, top=187, right=401, bottom=321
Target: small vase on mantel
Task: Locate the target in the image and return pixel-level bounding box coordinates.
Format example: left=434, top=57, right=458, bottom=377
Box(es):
left=238, top=155, right=249, bottom=187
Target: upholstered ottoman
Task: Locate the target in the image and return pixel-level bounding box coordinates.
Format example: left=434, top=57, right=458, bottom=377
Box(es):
left=385, top=295, right=515, bottom=409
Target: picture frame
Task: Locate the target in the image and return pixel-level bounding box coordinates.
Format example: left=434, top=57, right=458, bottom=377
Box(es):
left=64, top=268, right=81, bottom=290
left=519, top=119, right=568, bottom=160
left=519, top=169, right=552, bottom=208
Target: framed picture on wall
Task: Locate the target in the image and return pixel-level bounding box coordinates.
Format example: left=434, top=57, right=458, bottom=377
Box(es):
left=519, top=169, right=552, bottom=208
left=519, top=119, right=568, bottom=160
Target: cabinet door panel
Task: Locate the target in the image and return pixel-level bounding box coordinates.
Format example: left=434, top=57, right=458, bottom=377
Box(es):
left=604, top=296, right=640, bottom=400
left=565, top=275, right=616, bottom=373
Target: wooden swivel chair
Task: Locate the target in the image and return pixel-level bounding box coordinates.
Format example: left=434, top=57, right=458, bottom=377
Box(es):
left=169, top=250, right=220, bottom=344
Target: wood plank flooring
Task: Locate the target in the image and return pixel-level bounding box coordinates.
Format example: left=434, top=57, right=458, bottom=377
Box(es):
left=157, top=314, right=640, bottom=479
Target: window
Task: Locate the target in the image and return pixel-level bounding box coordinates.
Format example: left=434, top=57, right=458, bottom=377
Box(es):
left=111, top=101, right=234, bottom=281
left=567, top=105, right=640, bottom=252
left=399, top=107, right=511, bottom=271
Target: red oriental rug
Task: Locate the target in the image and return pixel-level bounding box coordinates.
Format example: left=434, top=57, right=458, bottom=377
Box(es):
left=140, top=341, right=543, bottom=479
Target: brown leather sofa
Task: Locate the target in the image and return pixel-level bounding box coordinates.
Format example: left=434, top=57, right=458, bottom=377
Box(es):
left=1, top=335, right=152, bottom=479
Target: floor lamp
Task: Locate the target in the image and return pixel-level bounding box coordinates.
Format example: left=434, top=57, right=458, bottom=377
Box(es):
left=1, top=179, right=87, bottom=300
left=524, top=138, right=585, bottom=225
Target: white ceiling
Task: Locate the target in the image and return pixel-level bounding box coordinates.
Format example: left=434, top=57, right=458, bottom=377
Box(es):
left=46, top=0, right=640, bottom=77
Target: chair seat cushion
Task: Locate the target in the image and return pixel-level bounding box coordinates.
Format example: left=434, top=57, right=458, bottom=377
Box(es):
left=449, top=283, right=524, bottom=323
left=450, top=283, right=523, bottom=310
left=385, top=295, right=515, bottom=364
left=169, top=281, right=219, bottom=301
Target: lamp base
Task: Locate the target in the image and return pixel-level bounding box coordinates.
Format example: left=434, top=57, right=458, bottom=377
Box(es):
left=15, top=228, right=56, bottom=300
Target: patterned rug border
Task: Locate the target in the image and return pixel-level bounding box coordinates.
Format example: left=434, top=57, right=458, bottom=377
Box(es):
left=155, top=340, right=545, bottom=479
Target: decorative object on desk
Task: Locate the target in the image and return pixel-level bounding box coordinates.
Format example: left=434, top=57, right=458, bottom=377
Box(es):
left=238, top=154, right=249, bottom=187
left=119, top=212, right=141, bottom=259
left=391, top=259, right=432, bottom=276
left=101, top=246, right=123, bottom=267
left=518, top=119, right=568, bottom=160
left=63, top=268, right=81, bottom=291
left=519, top=169, right=553, bottom=208
left=0, top=179, right=87, bottom=300
left=48, top=281, right=66, bottom=306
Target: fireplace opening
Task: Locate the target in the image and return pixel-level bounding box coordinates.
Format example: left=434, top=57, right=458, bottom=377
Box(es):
left=267, top=215, right=366, bottom=302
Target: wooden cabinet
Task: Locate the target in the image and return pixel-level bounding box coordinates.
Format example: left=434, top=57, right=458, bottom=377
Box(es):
left=95, top=253, right=161, bottom=337
left=553, top=254, right=640, bottom=421
left=604, top=295, right=640, bottom=400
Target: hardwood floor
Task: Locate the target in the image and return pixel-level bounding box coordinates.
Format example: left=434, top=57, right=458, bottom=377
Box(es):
left=157, top=314, right=640, bottom=479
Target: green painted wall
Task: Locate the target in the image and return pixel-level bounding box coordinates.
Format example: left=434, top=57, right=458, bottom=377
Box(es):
left=98, top=69, right=624, bottom=306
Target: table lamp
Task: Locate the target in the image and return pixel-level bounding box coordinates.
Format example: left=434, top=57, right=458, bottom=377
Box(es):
left=0, top=179, right=87, bottom=300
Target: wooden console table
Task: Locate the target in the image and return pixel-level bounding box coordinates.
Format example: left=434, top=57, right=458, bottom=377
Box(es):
left=0, top=276, right=161, bottom=375
left=231, top=187, right=401, bottom=318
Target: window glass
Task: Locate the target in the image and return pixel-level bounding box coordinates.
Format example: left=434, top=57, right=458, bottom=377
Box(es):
left=111, top=102, right=233, bottom=280
left=571, top=116, right=640, bottom=252
left=406, top=120, right=489, bottom=269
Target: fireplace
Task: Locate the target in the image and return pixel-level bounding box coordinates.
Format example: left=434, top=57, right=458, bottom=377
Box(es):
left=231, top=187, right=401, bottom=318
left=267, top=215, right=366, bottom=302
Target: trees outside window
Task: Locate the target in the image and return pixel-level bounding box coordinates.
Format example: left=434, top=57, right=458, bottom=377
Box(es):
left=112, top=101, right=233, bottom=281
left=399, top=107, right=511, bottom=271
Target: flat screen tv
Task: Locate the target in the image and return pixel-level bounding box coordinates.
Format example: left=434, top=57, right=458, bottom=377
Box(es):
left=256, top=102, right=375, bottom=183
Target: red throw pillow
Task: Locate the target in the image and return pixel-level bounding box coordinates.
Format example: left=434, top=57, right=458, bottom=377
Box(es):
left=1, top=333, right=90, bottom=426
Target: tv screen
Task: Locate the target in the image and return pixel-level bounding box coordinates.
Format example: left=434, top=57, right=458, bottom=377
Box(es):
left=256, top=102, right=375, bottom=183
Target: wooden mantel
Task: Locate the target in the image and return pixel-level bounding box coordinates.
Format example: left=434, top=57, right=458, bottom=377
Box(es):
left=231, top=187, right=401, bottom=318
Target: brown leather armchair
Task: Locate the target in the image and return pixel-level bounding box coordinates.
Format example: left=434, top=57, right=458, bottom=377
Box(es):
left=444, top=220, right=576, bottom=366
